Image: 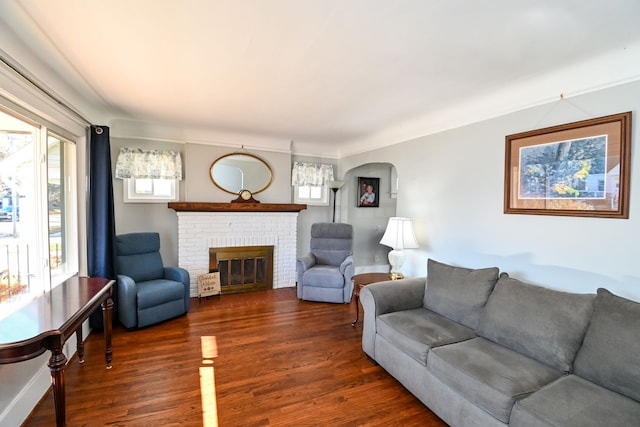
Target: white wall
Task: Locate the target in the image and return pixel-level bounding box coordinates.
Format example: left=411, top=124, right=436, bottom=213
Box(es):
left=343, top=163, right=396, bottom=270
left=111, top=137, right=184, bottom=266
left=182, top=142, right=291, bottom=204
left=291, top=154, right=338, bottom=258
left=341, top=80, right=640, bottom=301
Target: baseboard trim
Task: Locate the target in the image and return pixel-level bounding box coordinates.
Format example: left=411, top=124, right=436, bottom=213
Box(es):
left=0, top=360, right=51, bottom=426
left=0, top=321, right=87, bottom=425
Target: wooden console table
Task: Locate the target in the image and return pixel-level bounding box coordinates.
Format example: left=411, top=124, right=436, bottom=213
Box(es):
left=0, top=276, right=115, bottom=426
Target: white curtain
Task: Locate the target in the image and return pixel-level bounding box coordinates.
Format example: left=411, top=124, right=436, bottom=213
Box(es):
left=115, top=147, right=183, bottom=180
left=291, top=162, right=334, bottom=186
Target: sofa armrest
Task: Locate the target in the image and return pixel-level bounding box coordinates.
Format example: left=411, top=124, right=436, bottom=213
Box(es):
left=164, top=266, right=191, bottom=311
left=362, top=277, right=426, bottom=315
left=360, top=276, right=426, bottom=359
left=117, top=274, right=138, bottom=329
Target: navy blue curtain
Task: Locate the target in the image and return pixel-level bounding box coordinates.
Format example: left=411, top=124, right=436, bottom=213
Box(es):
left=88, top=125, right=118, bottom=329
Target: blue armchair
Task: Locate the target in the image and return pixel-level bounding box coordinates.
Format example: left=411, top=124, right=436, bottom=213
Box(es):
left=297, top=223, right=354, bottom=303
left=115, top=232, right=190, bottom=329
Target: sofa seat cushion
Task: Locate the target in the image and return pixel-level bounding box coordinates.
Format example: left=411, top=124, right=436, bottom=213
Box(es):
left=510, top=375, right=640, bottom=427
left=423, top=259, right=499, bottom=329
left=301, top=265, right=344, bottom=288
left=137, top=279, right=186, bottom=309
left=477, top=274, right=595, bottom=373
left=377, top=308, right=476, bottom=366
left=573, top=288, right=640, bottom=402
left=428, top=337, right=562, bottom=423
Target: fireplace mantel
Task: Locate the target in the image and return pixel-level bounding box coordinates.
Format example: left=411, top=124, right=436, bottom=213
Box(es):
left=168, top=202, right=307, bottom=213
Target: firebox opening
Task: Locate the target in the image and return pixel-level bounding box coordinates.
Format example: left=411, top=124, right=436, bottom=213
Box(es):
left=209, top=246, right=274, bottom=294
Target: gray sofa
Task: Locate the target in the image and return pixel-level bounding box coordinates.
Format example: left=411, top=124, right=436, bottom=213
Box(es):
left=361, top=259, right=640, bottom=426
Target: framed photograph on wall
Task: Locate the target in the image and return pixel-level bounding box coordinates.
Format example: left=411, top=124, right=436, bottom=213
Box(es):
left=504, top=111, right=632, bottom=218
left=357, top=177, right=380, bottom=207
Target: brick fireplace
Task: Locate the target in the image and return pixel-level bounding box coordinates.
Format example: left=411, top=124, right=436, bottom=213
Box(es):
left=169, top=202, right=306, bottom=297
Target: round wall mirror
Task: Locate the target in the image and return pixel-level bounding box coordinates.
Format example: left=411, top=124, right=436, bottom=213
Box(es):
left=209, top=153, right=272, bottom=195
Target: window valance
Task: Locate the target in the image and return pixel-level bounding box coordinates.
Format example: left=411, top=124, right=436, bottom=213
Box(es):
left=291, top=162, right=334, bottom=186
left=115, top=148, right=183, bottom=180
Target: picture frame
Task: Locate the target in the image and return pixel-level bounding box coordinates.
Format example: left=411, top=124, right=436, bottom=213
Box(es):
left=504, top=111, right=632, bottom=218
left=357, top=177, right=380, bottom=207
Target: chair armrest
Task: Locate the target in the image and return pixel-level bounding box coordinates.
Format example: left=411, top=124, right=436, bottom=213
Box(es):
left=340, top=256, right=355, bottom=302
left=164, top=266, right=189, bottom=284
left=117, top=274, right=138, bottom=329
left=360, top=277, right=426, bottom=359
left=296, top=253, right=316, bottom=299
left=296, top=253, right=316, bottom=272
left=339, top=255, right=353, bottom=275
left=164, top=266, right=191, bottom=311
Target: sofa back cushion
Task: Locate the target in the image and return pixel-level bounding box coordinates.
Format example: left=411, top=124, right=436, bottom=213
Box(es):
left=423, top=259, right=499, bottom=329
left=477, top=274, right=595, bottom=373
left=573, top=288, right=640, bottom=402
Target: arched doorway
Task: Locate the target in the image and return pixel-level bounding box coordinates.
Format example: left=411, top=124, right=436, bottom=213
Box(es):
left=341, top=162, right=397, bottom=273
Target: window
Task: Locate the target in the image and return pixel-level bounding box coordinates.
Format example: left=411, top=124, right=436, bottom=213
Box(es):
left=293, top=184, right=329, bottom=205
left=291, top=161, right=334, bottom=206
left=123, top=178, right=179, bottom=202
left=48, top=133, right=78, bottom=281
left=116, top=147, right=182, bottom=203
left=0, top=109, right=78, bottom=319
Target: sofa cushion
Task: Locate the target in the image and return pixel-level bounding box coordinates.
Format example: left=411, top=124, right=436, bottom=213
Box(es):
left=423, top=259, right=499, bottom=329
left=377, top=308, right=476, bottom=366
left=573, top=288, right=640, bottom=402
left=510, top=375, right=640, bottom=427
left=476, top=275, right=595, bottom=373
left=428, top=337, right=561, bottom=423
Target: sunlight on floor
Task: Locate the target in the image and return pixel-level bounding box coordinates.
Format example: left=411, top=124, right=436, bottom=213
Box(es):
left=200, top=336, right=219, bottom=427
left=201, top=335, right=219, bottom=359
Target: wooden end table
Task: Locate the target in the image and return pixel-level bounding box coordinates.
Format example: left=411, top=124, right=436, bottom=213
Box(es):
left=351, top=272, right=391, bottom=326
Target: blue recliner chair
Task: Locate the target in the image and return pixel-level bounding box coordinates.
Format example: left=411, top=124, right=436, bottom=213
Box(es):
left=115, top=232, right=190, bottom=329
left=297, top=223, right=354, bottom=303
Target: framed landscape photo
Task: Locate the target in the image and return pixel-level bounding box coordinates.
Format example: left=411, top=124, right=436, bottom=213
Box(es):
left=357, top=177, right=379, bottom=207
left=504, top=111, right=632, bottom=218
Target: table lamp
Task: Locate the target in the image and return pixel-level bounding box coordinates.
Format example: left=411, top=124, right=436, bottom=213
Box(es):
left=379, top=217, right=419, bottom=279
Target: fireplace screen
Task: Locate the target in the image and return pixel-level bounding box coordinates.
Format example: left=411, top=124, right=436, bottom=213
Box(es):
left=209, top=246, right=273, bottom=294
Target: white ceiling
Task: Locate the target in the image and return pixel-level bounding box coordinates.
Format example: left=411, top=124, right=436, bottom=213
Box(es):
left=2, top=0, right=640, bottom=157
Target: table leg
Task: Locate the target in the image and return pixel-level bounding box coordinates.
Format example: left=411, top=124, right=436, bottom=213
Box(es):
left=102, top=295, right=113, bottom=369
left=351, top=294, right=360, bottom=326
left=47, top=339, right=67, bottom=427
left=75, top=329, right=84, bottom=363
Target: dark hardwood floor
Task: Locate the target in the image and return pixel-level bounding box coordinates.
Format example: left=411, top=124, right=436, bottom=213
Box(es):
left=24, top=288, right=446, bottom=426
